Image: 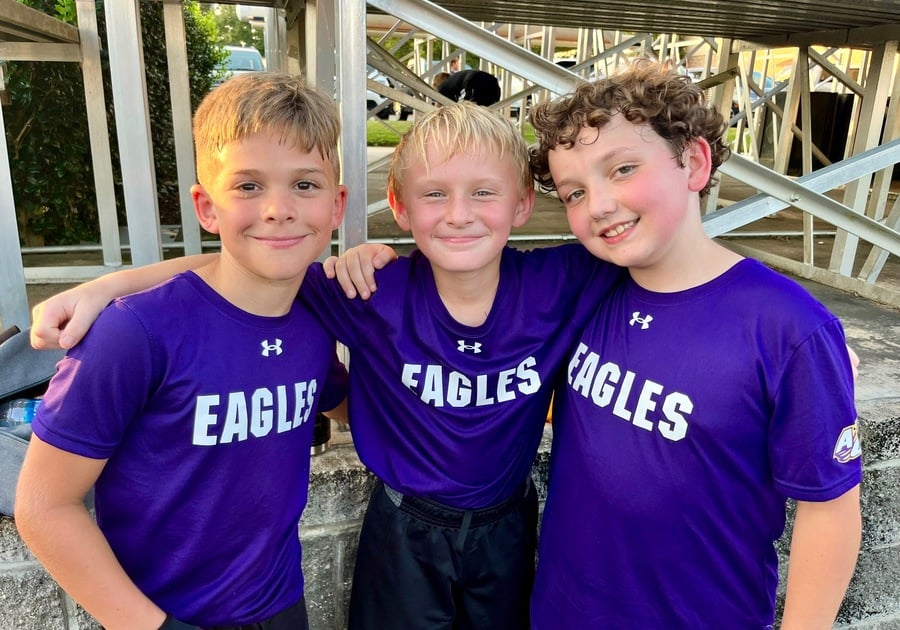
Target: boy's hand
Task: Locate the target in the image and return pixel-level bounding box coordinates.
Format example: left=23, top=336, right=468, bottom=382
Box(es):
left=30, top=286, right=112, bottom=350
left=846, top=344, right=859, bottom=381
left=322, top=244, right=398, bottom=299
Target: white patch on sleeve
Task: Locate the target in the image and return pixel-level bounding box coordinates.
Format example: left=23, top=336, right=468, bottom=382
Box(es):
left=833, top=423, right=862, bottom=463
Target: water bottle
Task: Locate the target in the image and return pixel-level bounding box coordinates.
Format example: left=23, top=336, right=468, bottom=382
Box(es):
left=311, top=413, right=331, bottom=456
left=0, top=399, right=42, bottom=428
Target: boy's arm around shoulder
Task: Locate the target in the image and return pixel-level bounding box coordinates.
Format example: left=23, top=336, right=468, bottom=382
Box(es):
left=14, top=435, right=169, bottom=630
left=31, top=254, right=216, bottom=351
left=322, top=243, right=398, bottom=299
left=780, top=485, right=861, bottom=629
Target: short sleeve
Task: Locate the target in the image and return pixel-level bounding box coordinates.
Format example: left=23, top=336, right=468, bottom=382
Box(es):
left=32, top=301, right=156, bottom=459
left=300, top=263, right=368, bottom=347
left=769, top=318, right=862, bottom=501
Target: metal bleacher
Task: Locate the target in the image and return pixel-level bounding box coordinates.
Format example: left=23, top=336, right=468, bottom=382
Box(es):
left=1, top=0, right=899, bottom=330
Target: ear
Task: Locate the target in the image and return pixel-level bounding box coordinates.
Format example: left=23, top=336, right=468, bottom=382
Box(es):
left=511, top=185, right=536, bottom=228
left=388, top=189, right=412, bottom=232
left=685, top=138, right=713, bottom=193
left=331, top=184, right=348, bottom=229
left=191, top=184, right=220, bottom=234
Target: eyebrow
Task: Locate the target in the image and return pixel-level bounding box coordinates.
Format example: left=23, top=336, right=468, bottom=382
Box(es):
left=229, top=166, right=329, bottom=178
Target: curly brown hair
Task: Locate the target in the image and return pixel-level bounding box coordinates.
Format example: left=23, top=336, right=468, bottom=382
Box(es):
left=529, top=60, right=730, bottom=198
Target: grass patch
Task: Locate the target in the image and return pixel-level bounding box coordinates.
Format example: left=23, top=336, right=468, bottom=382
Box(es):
left=366, top=119, right=536, bottom=147
left=367, top=120, right=413, bottom=146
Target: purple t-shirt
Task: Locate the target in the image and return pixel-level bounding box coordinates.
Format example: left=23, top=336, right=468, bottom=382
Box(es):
left=33, top=272, right=347, bottom=626
left=531, top=259, right=862, bottom=628
left=301, top=244, right=623, bottom=508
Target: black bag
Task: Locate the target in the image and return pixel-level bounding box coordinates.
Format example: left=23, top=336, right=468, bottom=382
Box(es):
left=0, top=326, right=65, bottom=516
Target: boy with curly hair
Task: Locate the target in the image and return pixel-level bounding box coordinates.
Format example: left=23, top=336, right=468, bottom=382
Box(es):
left=528, top=61, right=862, bottom=628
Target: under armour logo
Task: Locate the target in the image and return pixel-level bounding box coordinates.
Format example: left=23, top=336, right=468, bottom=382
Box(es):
left=629, top=312, right=653, bottom=330
left=457, top=340, right=482, bottom=353
left=261, top=339, right=283, bottom=357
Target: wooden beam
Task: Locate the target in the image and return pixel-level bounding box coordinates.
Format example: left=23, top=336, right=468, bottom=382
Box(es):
left=0, top=0, right=79, bottom=44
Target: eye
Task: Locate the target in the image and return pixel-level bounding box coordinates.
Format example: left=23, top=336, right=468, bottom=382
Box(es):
left=562, top=189, right=584, bottom=205
left=236, top=181, right=261, bottom=193
left=615, top=164, right=636, bottom=176
left=424, top=190, right=446, bottom=199
left=295, top=180, right=320, bottom=192
left=473, top=189, right=495, bottom=198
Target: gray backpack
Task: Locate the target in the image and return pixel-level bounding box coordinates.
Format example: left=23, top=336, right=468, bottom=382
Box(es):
left=0, top=326, right=65, bottom=516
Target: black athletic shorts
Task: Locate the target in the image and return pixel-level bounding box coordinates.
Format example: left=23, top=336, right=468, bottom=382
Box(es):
left=207, top=594, right=308, bottom=630
left=348, top=478, right=538, bottom=630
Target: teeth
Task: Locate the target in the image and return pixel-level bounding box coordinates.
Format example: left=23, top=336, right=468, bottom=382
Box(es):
left=603, top=220, right=636, bottom=238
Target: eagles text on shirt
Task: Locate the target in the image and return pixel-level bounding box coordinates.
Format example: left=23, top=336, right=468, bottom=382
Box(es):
left=401, top=356, right=541, bottom=408
left=192, top=380, right=318, bottom=445
left=567, top=342, right=692, bottom=441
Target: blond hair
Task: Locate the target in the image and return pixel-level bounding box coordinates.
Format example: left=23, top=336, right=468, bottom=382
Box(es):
left=193, top=72, right=341, bottom=186
left=388, top=102, right=532, bottom=200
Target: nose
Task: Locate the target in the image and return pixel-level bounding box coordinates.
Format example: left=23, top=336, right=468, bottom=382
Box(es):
left=262, top=191, right=296, bottom=222
left=444, top=196, right=474, bottom=226
left=587, top=190, right=616, bottom=219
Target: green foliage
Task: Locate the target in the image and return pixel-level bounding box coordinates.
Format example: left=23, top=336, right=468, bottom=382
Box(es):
left=5, top=0, right=224, bottom=245
left=205, top=4, right=264, bottom=54
left=139, top=1, right=224, bottom=226
left=6, top=0, right=93, bottom=244
left=184, top=4, right=227, bottom=110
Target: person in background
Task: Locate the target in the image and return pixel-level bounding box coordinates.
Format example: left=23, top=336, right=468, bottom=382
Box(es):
left=527, top=59, right=862, bottom=629
left=432, top=71, right=451, bottom=89
left=436, top=68, right=502, bottom=107
left=15, top=73, right=349, bottom=630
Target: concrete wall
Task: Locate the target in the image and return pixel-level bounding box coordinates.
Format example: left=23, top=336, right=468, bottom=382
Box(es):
left=1, top=414, right=897, bottom=629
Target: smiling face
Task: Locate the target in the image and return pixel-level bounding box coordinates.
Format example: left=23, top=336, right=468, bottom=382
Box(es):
left=389, top=141, right=534, bottom=285
left=192, top=132, right=346, bottom=291
left=548, top=114, right=711, bottom=284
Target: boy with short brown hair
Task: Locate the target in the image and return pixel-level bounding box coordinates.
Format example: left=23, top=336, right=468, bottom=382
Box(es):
left=15, top=73, right=349, bottom=630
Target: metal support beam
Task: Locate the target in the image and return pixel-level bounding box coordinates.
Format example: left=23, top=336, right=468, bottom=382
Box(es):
left=0, top=42, right=79, bottom=61
left=336, top=0, right=368, bottom=250
left=797, top=48, right=814, bottom=264
left=858, top=194, right=900, bottom=284
left=711, top=152, right=900, bottom=259
left=707, top=139, right=900, bottom=235
left=76, top=0, right=122, bottom=268
left=103, top=0, right=163, bottom=266
left=367, top=0, right=580, bottom=95
left=774, top=49, right=804, bottom=174
left=0, top=91, right=29, bottom=329
left=161, top=0, right=202, bottom=256
left=829, top=40, right=898, bottom=275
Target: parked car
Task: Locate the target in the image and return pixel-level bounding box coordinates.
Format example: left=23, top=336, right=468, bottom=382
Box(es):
left=216, top=45, right=265, bottom=85
left=367, top=71, right=393, bottom=119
